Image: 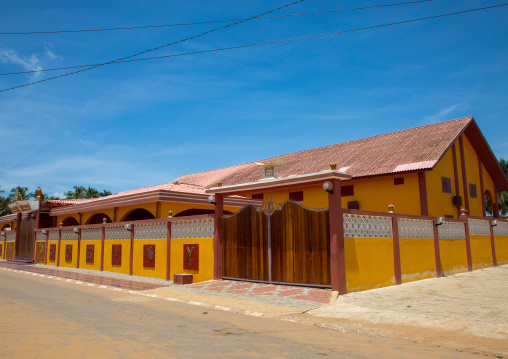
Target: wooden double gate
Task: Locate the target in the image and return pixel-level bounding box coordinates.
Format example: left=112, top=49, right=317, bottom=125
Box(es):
left=221, top=201, right=331, bottom=287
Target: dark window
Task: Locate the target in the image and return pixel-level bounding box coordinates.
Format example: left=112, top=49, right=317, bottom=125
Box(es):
left=341, top=185, right=354, bottom=197
left=442, top=177, right=452, bottom=194
left=289, top=191, right=304, bottom=201
left=469, top=184, right=477, bottom=198
left=394, top=177, right=404, bottom=185
left=251, top=193, right=264, bottom=200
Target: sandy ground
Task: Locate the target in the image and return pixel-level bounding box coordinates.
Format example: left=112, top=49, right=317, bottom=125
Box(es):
left=304, top=264, right=508, bottom=356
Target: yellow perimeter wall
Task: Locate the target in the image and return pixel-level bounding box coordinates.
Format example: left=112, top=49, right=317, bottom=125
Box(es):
left=132, top=239, right=167, bottom=279
left=495, top=236, right=508, bottom=265
left=470, top=235, right=493, bottom=269
left=103, top=240, right=131, bottom=275
left=345, top=237, right=395, bottom=293
left=79, top=240, right=102, bottom=270
left=170, top=237, right=214, bottom=283
left=58, top=240, right=79, bottom=268
left=439, top=238, right=469, bottom=275
left=399, top=237, right=436, bottom=283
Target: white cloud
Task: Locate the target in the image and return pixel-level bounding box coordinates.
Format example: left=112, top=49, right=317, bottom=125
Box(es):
left=422, top=104, right=461, bottom=124
left=0, top=48, right=42, bottom=79
left=43, top=42, right=62, bottom=60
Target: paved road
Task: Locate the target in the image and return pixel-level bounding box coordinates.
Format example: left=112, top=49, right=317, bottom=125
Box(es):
left=0, top=270, right=481, bottom=358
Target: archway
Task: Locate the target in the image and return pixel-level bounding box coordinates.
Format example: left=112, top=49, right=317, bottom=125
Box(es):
left=121, top=208, right=155, bottom=222
left=1, top=224, right=11, bottom=231
left=485, top=190, right=494, bottom=215
left=62, top=217, right=79, bottom=227
left=86, top=213, right=112, bottom=225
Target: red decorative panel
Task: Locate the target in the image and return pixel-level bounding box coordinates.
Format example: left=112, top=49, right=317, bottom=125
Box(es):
left=143, top=244, right=156, bottom=267
left=86, top=244, right=95, bottom=263
left=112, top=244, right=122, bottom=265
left=65, top=244, right=72, bottom=262
left=341, top=185, right=354, bottom=197
left=49, top=244, right=56, bottom=261
left=35, top=242, right=45, bottom=263
left=183, top=244, right=199, bottom=270
left=289, top=191, right=304, bottom=202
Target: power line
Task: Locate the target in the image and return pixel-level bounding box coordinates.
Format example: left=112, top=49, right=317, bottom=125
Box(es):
left=0, top=0, right=307, bottom=93
left=0, top=0, right=433, bottom=36
left=1, top=3, right=507, bottom=92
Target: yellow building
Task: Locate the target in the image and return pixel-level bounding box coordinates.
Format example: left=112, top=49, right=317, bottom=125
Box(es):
left=2, top=116, right=508, bottom=294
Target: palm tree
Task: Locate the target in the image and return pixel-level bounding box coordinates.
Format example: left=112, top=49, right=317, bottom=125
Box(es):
left=65, top=186, right=86, bottom=199
left=84, top=186, right=100, bottom=199
left=498, top=158, right=508, bottom=216
left=99, top=190, right=112, bottom=197
left=0, top=196, right=12, bottom=216
left=9, top=186, right=30, bottom=201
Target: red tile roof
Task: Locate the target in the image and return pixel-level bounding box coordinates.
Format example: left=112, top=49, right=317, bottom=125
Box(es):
left=175, top=117, right=479, bottom=188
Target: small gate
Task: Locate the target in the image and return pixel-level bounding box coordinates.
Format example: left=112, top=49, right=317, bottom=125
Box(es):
left=222, top=201, right=330, bottom=287
left=16, top=217, right=35, bottom=258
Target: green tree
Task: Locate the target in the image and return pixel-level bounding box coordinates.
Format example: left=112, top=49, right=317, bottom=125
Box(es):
left=9, top=186, right=31, bottom=201
left=65, top=186, right=86, bottom=199
left=498, top=158, right=508, bottom=215
left=99, top=190, right=112, bottom=197
left=84, top=186, right=100, bottom=199
left=0, top=196, right=12, bottom=216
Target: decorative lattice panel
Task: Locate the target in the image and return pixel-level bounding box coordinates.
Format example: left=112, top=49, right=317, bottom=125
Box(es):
left=81, top=227, right=102, bottom=241
left=135, top=222, right=167, bottom=240
left=5, top=231, right=16, bottom=241
left=494, top=222, right=508, bottom=236
left=398, top=218, right=434, bottom=239
left=172, top=218, right=214, bottom=239
left=105, top=226, right=131, bottom=240
left=36, top=231, right=46, bottom=241
left=61, top=229, right=78, bottom=241
left=48, top=231, right=59, bottom=241
left=468, top=219, right=491, bottom=235
left=343, top=214, right=393, bottom=238
left=438, top=222, right=466, bottom=239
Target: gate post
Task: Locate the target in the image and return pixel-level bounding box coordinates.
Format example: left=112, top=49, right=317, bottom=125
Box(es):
left=15, top=213, right=22, bottom=258
left=328, top=179, right=346, bottom=294
left=213, top=194, right=224, bottom=280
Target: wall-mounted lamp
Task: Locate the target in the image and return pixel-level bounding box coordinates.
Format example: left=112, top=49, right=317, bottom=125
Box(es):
left=0, top=232, right=5, bottom=237
left=42, top=230, right=48, bottom=235
left=435, top=217, right=445, bottom=226
left=388, top=204, right=394, bottom=214
left=208, top=195, right=217, bottom=206
left=168, top=210, right=173, bottom=218
left=491, top=220, right=498, bottom=227
left=125, top=223, right=132, bottom=231
left=30, top=212, right=35, bottom=219
left=73, top=228, right=79, bottom=234
left=322, top=181, right=333, bottom=194
left=59, top=222, right=63, bottom=227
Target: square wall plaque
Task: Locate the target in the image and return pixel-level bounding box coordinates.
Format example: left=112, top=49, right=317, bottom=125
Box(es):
left=143, top=244, right=155, bottom=268
left=112, top=244, right=122, bottom=266
left=183, top=244, right=199, bottom=271
left=86, top=244, right=94, bottom=263
left=36, top=242, right=45, bottom=263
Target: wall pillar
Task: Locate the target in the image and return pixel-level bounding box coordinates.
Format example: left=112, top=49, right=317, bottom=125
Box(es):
left=452, top=144, right=461, bottom=218
left=3, top=233, right=6, bottom=260
left=100, top=227, right=105, bottom=271
left=166, top=221, right=172, bottom=281
left=76, top=229, right=81, bottom=269
left=493, top=184, right=499, bottom=219
left=129, top=225, right=135, bottom=276
left=432, top=219, right=442, bottom=278
left=14, top=213, right=22, bottom=258
left=461, top=214, right=472, bottom=271
left=44, top=231, right=48, bottom=265
left=328, top=178, right=346, bottom=294
left=478, top=158, right=486, bottom=217
left=213, top=194, right=224, bottom=280
left=56, top=228, right=62, bottom=267
left=418, top=172, right=428, bottom=216
left=489, top=220, right=498, bottom=266
left=33, top=196, right=42, bottom=261
left=392, top=216, right=402, bottom=285
left=459, top=135, right=470, bottom=214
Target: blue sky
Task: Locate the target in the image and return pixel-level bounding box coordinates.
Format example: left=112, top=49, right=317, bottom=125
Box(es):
left=1, top=0, right=507, bottom=198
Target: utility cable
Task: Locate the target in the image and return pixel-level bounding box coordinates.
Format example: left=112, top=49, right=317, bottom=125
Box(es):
left=0, top=0, right=433, bottom=35
left=1, top=2, right=506, bottom=92
left=0, top=0, right=307, bottom=93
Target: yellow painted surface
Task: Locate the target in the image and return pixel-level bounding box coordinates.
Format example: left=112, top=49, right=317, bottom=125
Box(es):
left=170, top=237, right=214, bottom=283
left=160, top=202, right=238, bottom=217
left=470, top=235, right=493, bottom=269
left=399, top=237, right=436, bottom=283
left=439, top=238, right=468, bottom=275
left=132, top=239, right=167, bottom=279
left=463, top=135, right=482, bottom=217
left=79, top=240, right=102, bottom=270
left=103, top=240, right=131, bottom=274
left=46, top=240, right=58, bottom=266
left=58, top=240, right=78, bottom=268
left=345, top=237, right=395, bottom=293
left=494, top=235, right=508, bottom=265
left=482, top=163, right=496, bottom=208
left=426, top=147, right=458, bottom=218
